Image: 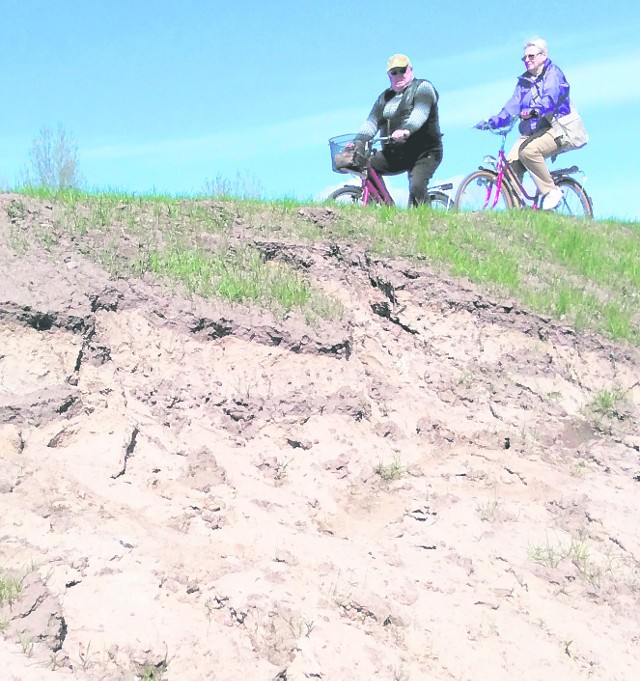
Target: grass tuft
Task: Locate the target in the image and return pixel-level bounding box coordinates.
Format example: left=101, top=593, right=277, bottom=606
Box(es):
left=0, top=570, right=23, bottom=607
left=375, top=457, right=406, bottom=482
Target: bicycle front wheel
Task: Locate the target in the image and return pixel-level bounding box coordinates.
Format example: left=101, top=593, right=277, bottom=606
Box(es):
left=327, top=185, right=364, bottom=205
left=554, top=178, right=593, bottom=218
left=454, top=170, right=512, bottom=212
left=428, top=191, right=452, bottom=211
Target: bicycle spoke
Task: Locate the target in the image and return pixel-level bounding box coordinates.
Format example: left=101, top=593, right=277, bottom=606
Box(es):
left=554, top=178, right=592, bottom=218
left=428, top=191, right=452, bottom=210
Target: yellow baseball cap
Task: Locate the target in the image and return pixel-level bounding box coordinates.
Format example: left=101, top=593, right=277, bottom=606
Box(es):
left=387, top=54, right=411, bottom=71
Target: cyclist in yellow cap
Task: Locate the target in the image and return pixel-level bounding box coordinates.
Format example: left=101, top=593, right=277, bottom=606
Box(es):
left=355, top=54, right=443, bottom=206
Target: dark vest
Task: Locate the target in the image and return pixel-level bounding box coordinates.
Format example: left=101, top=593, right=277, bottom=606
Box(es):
left=377, top=78, right=441, bottom=147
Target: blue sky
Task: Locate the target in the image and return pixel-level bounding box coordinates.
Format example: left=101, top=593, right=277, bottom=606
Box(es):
left=1, top=0, right=639, bottom=221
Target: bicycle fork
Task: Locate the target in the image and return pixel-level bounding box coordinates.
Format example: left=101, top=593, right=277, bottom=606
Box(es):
left=494, top=158, right=532, bottom=209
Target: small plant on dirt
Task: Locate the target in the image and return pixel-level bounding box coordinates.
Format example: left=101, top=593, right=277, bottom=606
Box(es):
left=231, top=371, right=261, bottom=399
left=563, top=640, right=574, bottom=658
left=393, top=667, right=411, bottom=681
left=274, top=457, right=290, bottom=482
left=48, top=651, right=62, bottom=671
left=457, top=372, right=475, bottom=387
left=303, top=619, right=315, bottom=637
left=476, top=498, right=501, bottom=522
left=528, top=539, right=562, bottom=568
left=529, top=531, right=603, bottom=587
left=586, top=386, right=626, bottom=420
left=582, top=386, right=628, bottom=435
left=18, top=633, right=35, bottom=657
left=565, top=534, right=602, bottom=586
left=0, top=570, right=23, bottom=607
left=5, top=199, right=27, bottom=222
left=137, top=659, right=168, bottom=681
left=375, top=456, right=406, bottom=482
left=570, top=459, right=588, bottom=477
left=73, top=641, right=96, bottom=672
left=282, top=613, right=315, bottom=639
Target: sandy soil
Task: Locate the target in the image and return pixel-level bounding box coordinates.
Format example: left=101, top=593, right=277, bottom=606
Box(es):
left=1, top=193, right=639, bottom=680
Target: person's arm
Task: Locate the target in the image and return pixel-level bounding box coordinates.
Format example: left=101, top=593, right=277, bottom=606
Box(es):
left=356, top=118, right=378, bottom=140
left=403, top=81, right=437, bottom=132
left=356, top=96, right=384, bottom=140
left=533, top=65, right=569, bottom=117
left=488, top=84, right=523, bottom=128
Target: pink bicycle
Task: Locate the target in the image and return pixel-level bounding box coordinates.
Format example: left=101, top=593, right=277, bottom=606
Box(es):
left=327, top=133, right=452, bottom=209
left=454, top=118, right=593, bottom=218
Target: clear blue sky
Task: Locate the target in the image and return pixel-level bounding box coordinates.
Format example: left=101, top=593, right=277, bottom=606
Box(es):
left=2, top=0, right=639, bottom=221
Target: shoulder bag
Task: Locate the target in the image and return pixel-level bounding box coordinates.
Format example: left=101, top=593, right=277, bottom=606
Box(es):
left=550, top=109, right=589, bottom=152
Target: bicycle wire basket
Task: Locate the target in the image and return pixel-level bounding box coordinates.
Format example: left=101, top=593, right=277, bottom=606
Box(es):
left=328, top=134, right=368, bottom=174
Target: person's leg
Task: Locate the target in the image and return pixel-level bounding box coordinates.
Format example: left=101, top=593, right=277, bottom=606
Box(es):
left=368, top=151, right=401, bottom=201
left=369, top=151, right=393, bottom=175
left=407, top=146, right=443, bottom=206
left=517, top=131, right=560, bottom=195
left=506, top=136, right=528, bottom=182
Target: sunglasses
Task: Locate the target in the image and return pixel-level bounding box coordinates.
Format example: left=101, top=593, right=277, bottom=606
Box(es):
left=389, top=67, right=407, bottom=77
left=522, top=52, right=541, bottom=62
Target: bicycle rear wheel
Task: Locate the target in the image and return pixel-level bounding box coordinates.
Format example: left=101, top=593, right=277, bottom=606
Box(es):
left=554, top=178, right=593, bottom=218
left=428, top=191, right=452, bottom=210
left=327, top=185, right=364, bottom=205
left=454, top=170, right=512, bottom=212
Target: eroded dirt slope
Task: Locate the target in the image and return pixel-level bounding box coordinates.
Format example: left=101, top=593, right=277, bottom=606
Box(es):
left=1, top=194, right=639, bottom=680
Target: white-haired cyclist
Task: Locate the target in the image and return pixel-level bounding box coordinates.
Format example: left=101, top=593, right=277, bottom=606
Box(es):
left=476, top=38, right=573, bottom=210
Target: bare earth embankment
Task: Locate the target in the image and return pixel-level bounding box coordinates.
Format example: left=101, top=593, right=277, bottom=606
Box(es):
left=1, top=193, right=639, bottom=680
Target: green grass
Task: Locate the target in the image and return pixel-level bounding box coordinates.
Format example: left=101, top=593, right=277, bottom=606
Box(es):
left=337, top=207, right=640, bottom=343
left=11, top=187, right=640, bottom=343
left=588, top=387, right=626, bottom=417
left=137, top=662, right=168, bottom=681
left=375, top=456, right=406, bottom=482
left=528, top=532, right=604, bottom=588
left=142, top=244, right=343, bottom=321
left=0, top=570, right=23, bottom=607
left=582, top=386, right=628, bottom=433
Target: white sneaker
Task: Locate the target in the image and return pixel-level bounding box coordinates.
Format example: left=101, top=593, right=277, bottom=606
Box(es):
left=541, top=186, right=563, bottom=210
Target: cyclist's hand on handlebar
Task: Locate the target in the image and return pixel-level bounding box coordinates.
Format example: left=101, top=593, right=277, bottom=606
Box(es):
left=390, top=129, right=410, bottom=141
left=476, top=115, right=503, bottom=130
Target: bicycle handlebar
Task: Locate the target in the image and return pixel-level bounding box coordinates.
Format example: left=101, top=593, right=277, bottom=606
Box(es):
left=373, top=135, right=404, bottom=144
left=347, top=135, right=404, bottom=157
left=474, top=116, right=520, bottom=136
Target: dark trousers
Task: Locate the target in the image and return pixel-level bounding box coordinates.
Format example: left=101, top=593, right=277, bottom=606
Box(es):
left=370, top=142, right=443, bottom=206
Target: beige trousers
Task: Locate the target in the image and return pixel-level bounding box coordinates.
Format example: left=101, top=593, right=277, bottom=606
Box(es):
left=506, top=130, right=559, bottom=195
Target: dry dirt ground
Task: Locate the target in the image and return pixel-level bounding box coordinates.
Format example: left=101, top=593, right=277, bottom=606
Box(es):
left=1, top=193, right=639, bottom=680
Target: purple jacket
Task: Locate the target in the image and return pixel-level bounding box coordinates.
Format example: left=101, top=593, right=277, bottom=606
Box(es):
left=491, top=59, right=571, bottom=135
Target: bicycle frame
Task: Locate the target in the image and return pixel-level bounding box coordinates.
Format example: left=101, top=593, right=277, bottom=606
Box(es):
left=360, top=164, right=395, bottom=206
left=481, top=123, right=543, bottom=209
left=344, top=138, right=396, bottom=206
